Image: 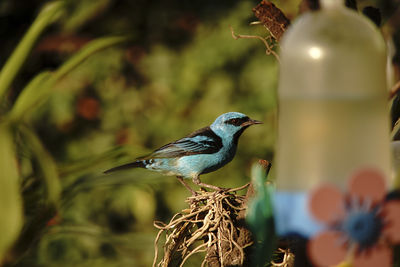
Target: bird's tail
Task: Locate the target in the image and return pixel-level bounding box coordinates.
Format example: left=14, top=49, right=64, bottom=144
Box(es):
left=104, top=160, right=146, bottom=174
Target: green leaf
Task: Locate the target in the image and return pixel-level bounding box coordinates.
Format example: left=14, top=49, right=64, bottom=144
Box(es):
left=246, top=160, right=276, bottom=267
left=8, top=36, right=129, bottom=122
left=62, top=0, right=112, bottom=33
left=9, top=72, right=52, bottom=122
left=0, top=124, right=23, bottom=261
left=19, top=125, right=61, bottom=207
left=0, top=1, right=65, bottom=101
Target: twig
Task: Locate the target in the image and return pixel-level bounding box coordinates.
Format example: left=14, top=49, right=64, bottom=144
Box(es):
left=179, top=243, right=208, bottom=267
left=152, top=228, right=165, bottom=267
left=271, top=248, right=295, bottom=267
left=230, top=26, right=280, bottom=63
left=389, top=80, right=400, bottom=100
left=225, top=182, right=250, bottom=193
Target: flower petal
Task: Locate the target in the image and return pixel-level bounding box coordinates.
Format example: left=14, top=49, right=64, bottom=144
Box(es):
left=308, top=231, right=347, bottom=267
left=382, top=200, right=400, bottom=243
left=353, top=245, right=392, bottom=267
left=309, top=184, right=345, bottom=224
left=348, top=168, right=386, bottom=204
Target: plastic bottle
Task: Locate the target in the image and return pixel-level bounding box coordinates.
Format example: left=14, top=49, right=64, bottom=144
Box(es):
left=275, top=0, right=390, bottom=191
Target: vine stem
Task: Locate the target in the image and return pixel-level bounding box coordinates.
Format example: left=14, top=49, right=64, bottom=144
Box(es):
left=230, top=25, right=280, bottom=63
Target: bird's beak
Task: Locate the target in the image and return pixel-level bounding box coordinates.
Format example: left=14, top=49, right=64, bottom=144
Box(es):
left=241, top=119, right=263, bottom=127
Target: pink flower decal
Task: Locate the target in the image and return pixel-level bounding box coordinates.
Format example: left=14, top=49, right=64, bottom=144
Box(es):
left=307, top=168, right=400, bottom=267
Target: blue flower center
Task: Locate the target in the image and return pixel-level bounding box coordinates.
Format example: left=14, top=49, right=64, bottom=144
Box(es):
left=341, top=208, right=382, bottom=248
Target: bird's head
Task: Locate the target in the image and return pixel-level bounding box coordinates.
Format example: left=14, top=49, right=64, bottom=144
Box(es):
left=210, top=112, right=262, bottom=144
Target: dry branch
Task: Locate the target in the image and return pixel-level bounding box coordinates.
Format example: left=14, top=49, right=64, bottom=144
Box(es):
left=252, top=0, right=290, bottom=42
left=153, top=184, right=253, bottom=267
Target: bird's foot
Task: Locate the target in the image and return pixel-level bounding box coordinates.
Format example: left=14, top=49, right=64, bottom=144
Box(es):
left=196, top=182, right=227, bottom=192
left=176, top=176, right=198, bottom=196
left=192, top=175, right=227, bottom=192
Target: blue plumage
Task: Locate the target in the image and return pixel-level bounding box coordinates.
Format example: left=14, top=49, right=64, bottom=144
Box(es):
left=104, top=112, right=261, bottom=192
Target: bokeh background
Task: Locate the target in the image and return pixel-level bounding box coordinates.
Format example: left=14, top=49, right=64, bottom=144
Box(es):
left=1, top=0, right=399, bottom=266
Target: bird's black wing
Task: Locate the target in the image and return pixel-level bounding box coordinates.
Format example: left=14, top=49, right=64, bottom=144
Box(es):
left=138, top=126, right=223, bottom=159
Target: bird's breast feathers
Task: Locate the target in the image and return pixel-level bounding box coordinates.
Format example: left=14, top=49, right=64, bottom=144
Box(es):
left=174, top=138, right=236, bottom=177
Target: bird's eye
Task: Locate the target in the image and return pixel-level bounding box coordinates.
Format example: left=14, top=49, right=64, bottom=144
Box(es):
left=225, top=118, right=243, bottom=126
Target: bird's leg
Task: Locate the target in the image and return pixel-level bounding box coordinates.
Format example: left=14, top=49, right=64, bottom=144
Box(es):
left=192, top=174, right=224, bottom=191
left=176, top=176, right=197, bottom=195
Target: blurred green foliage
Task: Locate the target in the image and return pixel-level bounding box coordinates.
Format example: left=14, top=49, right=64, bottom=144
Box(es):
left=0, top=125, right=23, bottom=262
left=1, top=0, right=397, bottom=266
left=0, top=0, right=278, bottom=266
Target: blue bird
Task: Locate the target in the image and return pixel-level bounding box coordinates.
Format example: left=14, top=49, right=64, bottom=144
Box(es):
left=104, top=112, right=262, bottom=193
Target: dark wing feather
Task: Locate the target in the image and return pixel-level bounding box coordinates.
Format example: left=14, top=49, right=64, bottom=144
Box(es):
left=138, top=126, right=222, bottom=159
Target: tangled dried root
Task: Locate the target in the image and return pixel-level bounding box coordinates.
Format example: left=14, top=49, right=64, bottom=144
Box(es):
left=153, top=184, right=253, bottom=267
left=271, top=248, right=295, bottom=267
